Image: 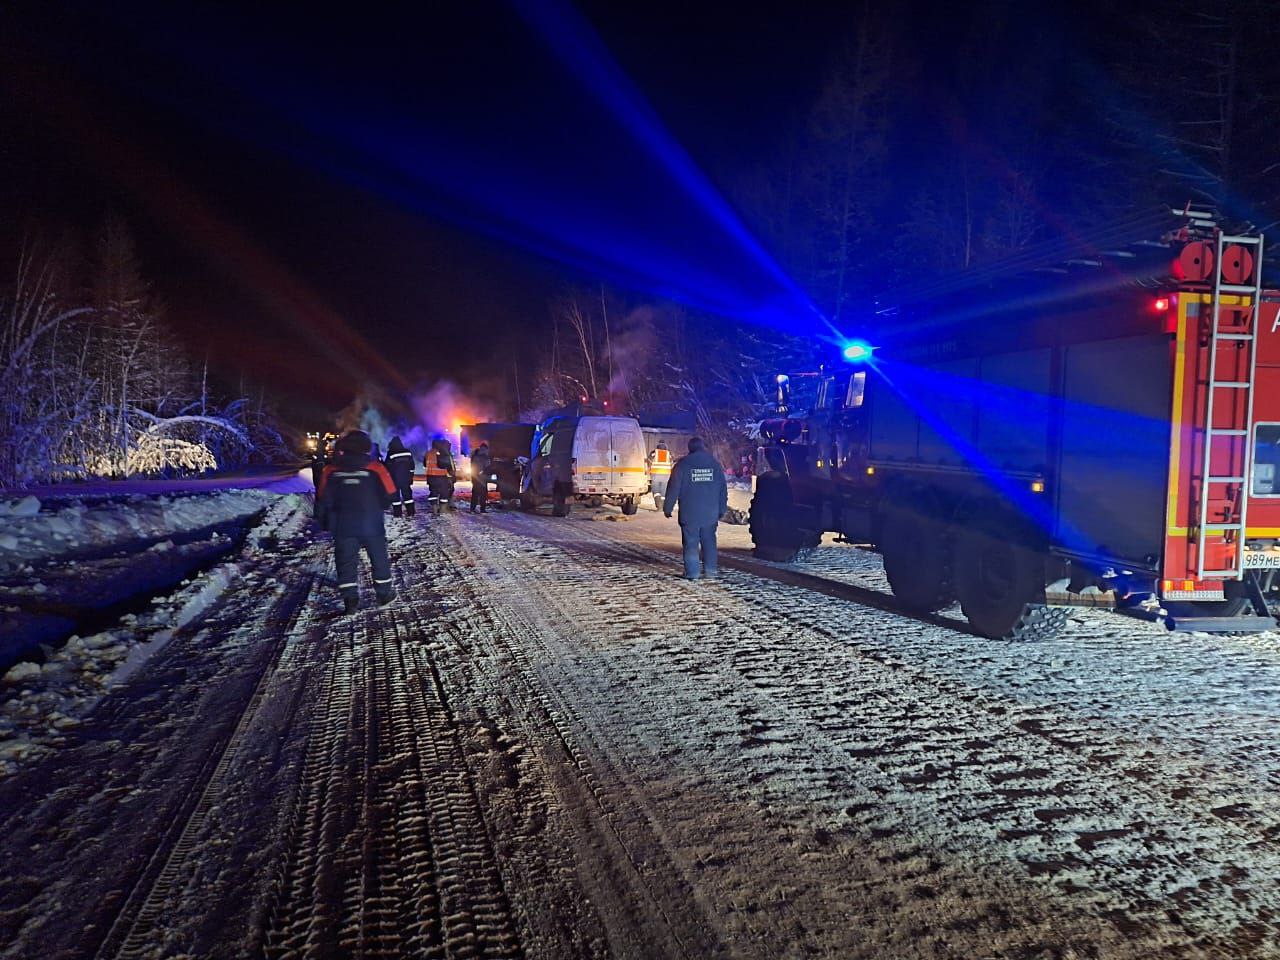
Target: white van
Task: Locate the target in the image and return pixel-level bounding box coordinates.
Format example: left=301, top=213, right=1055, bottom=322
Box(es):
left=522, top=415, right=649, bottom=515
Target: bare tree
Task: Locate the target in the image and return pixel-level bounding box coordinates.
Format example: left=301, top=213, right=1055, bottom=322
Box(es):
left=0, top=247, right=93, bottom=485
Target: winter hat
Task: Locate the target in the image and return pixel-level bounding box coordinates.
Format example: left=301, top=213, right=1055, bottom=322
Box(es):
left=337, top=430, right=373, bottom=454
left=387, top=435, right=406, bottom=453
left=688, top=436, right=705, bottom=453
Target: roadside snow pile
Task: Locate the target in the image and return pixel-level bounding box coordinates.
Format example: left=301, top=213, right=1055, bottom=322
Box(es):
left=0, top=489, right=279, bottom=569
left=0, top=491, right=310, bottom=776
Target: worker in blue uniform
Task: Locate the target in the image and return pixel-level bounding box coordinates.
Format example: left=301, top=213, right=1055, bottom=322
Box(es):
left=663, top=436, right=729, bottom=580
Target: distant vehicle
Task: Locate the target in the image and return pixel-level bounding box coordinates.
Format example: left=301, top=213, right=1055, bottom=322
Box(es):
left=460, top=422, right=536, bottom=503
left=303, top=431, right=336, bottom=458
left=522, top=415, right=648, bottom=516
left=752, top=207, right=1280, bottom=639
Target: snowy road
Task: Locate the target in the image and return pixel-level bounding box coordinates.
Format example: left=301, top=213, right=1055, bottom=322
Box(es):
left=3, top=492, right=1280, bottom=958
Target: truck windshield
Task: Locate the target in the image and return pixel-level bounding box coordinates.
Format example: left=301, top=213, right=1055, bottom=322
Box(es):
left=845, top=371, right=866, bottom=409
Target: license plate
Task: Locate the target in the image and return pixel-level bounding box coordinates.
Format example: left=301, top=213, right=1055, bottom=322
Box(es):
left=1243, top=551, right=1280, bottom=569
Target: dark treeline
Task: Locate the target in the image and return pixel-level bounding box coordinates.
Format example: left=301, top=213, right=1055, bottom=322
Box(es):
left=0, top=216, right=291, bottom=487
left=727, top=0, right=1280, bottom=325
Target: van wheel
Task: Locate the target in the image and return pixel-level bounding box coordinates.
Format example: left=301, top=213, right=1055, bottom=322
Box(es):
left=588, top=495, right=604, bottom=508
left=621, top=497, right=638, bottom=516
left=653, top=494, right=664, bottom=513
left=955, top=521, right=1061, bottom=641
left=881, top=502, right=953, bottom=613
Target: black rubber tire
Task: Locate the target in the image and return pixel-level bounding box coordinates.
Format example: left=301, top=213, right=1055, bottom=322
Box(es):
left=754, top=543, right=802, bottom=562
left=589, top=495, right=604, bottom=508
left=955, top=525, right=1059, bottom=640
left=621, top=497, right=638, bottom=516
left=552, top=485, right=570, bottom=517
left=881, top=503, right=953, bottom=613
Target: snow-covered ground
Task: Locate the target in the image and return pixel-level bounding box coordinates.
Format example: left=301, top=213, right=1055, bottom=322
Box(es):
left=2, top=490, right=1279, bottom=958
left=0, top=470, right=310, bottom=569
left=1, top=471, right=315, bottom=767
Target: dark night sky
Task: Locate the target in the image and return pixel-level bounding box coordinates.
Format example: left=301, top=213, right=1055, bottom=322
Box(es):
left=0, top=1, right=1113, bottom=420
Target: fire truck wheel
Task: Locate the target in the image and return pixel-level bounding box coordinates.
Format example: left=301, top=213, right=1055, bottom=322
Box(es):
left=881, top=504, right=953, bottom=612
left=621, top=497, right=639, bottom=515
left=955, top=526, right=1061, bottom=640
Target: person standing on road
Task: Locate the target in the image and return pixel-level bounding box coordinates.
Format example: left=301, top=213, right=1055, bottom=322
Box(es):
left=309, top=448, right=327, bottom=490
left=469, top=441, right=493, bottom=513
left=315, top=430, right=397, bottom=613
left=662, top=436, right=728, bottom=580
left=423, top=437, right=458, bottom=514
left=648, top=440, right=673, bottom=512
left=383, top=435, right=416, bottom=518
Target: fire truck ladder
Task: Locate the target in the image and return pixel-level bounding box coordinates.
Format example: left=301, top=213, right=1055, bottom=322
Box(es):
left=1197, top=231, right=1266, bottom=578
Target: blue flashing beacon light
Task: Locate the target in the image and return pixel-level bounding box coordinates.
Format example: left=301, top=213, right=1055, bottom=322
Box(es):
left=841, top=340, right=874, bottom=363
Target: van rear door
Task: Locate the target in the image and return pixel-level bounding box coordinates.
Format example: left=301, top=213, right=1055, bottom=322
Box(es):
left=573, top=418, right=612, bottom=492
left=609, top=419, right=648, bottom=493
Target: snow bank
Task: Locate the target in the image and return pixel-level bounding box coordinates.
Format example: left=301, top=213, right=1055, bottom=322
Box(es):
left=0, top=490, right=311, bottom=776
left=0, top=488, right=283, bottom=569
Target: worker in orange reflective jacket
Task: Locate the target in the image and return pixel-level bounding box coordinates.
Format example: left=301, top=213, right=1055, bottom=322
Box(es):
left=423, top=437, right=457, bottom=515
left=649, top=440, right=673, bottom=511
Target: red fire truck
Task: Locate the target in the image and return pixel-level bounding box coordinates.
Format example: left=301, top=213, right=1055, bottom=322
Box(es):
left=750, top=207, right=1278, bottom=639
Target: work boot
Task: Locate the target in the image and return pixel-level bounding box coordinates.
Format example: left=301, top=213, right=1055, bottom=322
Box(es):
left=392, top=504, right=403, bottom=519
left=376, top=590, right=395, bottom=606
left=405, top=501, right=416, bottom=518
left=342, top=594, right=359, bottom=615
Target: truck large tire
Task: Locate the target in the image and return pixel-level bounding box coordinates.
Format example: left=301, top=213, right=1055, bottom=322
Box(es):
left=552, top=484, right=571, bottom=517
left=881, top=503, right=953, bottom=613
left=621, top=496, right=638, bottom=516
left=955, top=522, right=1064, bottom=641
left=749, top=480, right=818, bottom=562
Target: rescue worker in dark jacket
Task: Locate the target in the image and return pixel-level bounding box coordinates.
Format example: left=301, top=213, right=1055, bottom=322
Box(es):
left=383, top=435, right=416, bottom=518
left=469, top=442, right=493, bottom=513
left=315, top=430, right=397, bottom=613
left=663, top=436, right=729, bottom=580
left=423, top=437, right=457, bottom=514
left=309, top=449, right=326, bottom=490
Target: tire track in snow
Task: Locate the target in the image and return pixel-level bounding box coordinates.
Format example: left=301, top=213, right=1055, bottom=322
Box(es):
left=432, top=518, right=730, bottom=959
left=260, top=526, right=522, bottom=959
left=92, top=555, right=324, bottom=959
